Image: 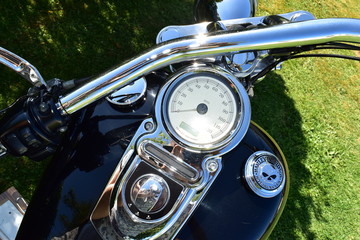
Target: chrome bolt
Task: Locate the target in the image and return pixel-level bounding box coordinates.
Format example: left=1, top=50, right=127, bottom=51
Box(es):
left=39, top=102, right=49, bottom=113
left=206, top=159, right=219, bottom=173
left=144, top=122, right=154, bottom=131
left=58, top=126, right=68, bottom=133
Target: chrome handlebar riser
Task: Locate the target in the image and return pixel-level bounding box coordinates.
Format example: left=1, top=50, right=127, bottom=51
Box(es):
left=157, top=11, right=316, bottom=44
left=57, top=18, right=360, bottom=115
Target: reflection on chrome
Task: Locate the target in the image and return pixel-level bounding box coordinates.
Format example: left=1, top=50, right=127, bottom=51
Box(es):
left=0, top=47, right=48, bottom=88
left=58, top=18, right=360, bottom=115
left=90, top=66, right=251, bottom=239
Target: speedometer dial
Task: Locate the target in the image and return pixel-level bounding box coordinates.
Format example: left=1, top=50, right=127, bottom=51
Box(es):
left=164, top=71, right=240, bottom=148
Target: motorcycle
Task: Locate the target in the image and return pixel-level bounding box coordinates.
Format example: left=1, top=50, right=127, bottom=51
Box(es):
left=0, top=0, right=359, bottom=239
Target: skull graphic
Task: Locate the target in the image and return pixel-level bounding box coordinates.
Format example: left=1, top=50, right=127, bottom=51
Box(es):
left=259, top=162, right=279, bottom=186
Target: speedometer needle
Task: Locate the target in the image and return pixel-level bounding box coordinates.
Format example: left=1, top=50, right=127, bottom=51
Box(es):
left=172, top=109, right=197, bottom=113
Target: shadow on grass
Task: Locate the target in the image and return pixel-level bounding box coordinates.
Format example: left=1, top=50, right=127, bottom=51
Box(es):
left=251, top=72, right=328, bottom=239
left=0, top=0, right=193, bottom=102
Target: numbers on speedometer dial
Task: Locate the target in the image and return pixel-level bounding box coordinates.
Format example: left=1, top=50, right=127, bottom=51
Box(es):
left=166, top=74, right=238, bottom=146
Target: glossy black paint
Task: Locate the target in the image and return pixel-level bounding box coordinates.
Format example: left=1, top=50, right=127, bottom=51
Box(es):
left=15, top=73, right=165, bottom=240
left=176, top=123, right=289, bottom=240
left=74, top=123, right=288, bottom=240
left=15, top=73, right=288, bottom=239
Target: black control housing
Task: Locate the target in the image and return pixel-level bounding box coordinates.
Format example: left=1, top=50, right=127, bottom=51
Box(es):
left=0, top=94, right=68, bottom=160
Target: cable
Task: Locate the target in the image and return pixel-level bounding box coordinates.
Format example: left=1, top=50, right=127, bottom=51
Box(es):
left=313, top=43, right=360, bottom=51
left=288, top=53, right=360, bottom=61
left=247, top=57, right=287, bottom=87
left=249, top=47, right=360, bottom=86
left=0, top=95, right=27, bottom=116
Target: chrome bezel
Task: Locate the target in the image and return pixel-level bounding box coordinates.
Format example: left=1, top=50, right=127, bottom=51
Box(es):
left=91, top=67, right=251, bottom=239
left=244, top=151, right=286, bottom=198
left=161, top=65, right=250, bottom=151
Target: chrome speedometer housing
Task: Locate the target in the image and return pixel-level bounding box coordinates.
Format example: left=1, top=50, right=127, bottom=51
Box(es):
left=162, top=65, right=250, bottom=151
left=91, top=65, right=252, bottom=240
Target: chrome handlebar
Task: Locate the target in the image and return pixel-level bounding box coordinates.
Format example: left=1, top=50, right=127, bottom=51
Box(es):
left=0, top=47, right=48, bottom=89
left=53, top=18, right=359, bottom=115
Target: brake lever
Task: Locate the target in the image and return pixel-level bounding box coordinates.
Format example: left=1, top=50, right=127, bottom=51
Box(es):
left=0, top=47, right=48, bottom=89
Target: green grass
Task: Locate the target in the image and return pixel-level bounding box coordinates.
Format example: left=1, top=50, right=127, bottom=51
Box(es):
left=256, top=2, right=360, bottom=239
left=0, top=0, right=359, bottom=239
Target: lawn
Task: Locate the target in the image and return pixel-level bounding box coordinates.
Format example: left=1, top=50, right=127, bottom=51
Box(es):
left=0, top=0, right=359, bottom=239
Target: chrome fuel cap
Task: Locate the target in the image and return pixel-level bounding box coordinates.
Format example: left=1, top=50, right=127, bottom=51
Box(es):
left=244, top=151, right=285, bottom=198
left=130, top=174, right=170, bottom=213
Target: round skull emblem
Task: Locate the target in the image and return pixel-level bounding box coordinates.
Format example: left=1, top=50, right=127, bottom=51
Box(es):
left=244, top=151, right=286, bottom=198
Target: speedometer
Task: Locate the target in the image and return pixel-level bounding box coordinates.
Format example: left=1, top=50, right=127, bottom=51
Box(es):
left=163, top=68, right=246, bottom=149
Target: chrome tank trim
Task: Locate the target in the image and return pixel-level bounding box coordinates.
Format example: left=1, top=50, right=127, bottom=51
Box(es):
left=90, top=119, right=224, bottom=239
left=140, top=140, right=201, bottom=183
left=58, top=18, right=360, bottom=115
left=90, top=66, right=251, bottom=239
